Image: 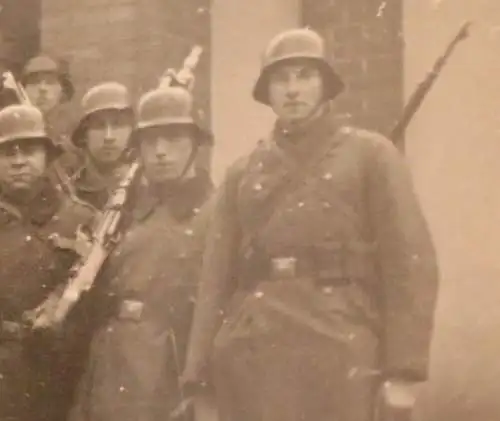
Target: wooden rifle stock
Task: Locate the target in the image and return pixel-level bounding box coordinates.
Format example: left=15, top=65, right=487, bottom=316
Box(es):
left=27, top=46, right=203, bottom=329
left=391, top=21, right=471, bottom=149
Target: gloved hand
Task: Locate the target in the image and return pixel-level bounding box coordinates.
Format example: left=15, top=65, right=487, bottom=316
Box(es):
left=374, top=379, right=423, bottom=421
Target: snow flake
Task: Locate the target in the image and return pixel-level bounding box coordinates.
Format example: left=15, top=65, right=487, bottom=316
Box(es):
left=322, top=286, right=334, bottom=295
left=348, top=367, right=359, bottom=378
left=253, top=183, right=263, bottom=192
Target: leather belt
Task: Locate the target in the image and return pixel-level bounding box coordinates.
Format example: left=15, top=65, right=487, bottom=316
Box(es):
left=238, top=254, right=352, bottom=291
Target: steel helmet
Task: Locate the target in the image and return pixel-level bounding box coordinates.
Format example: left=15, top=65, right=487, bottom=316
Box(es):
left=71, top=82, right=133, bottom=147
left=252, top=28, right=344, bottom=105
left=22, top=54, right=74, bottom=102
left=134, top=87, right=211, bottom=144
left=0, top=104, right=61, bottom=157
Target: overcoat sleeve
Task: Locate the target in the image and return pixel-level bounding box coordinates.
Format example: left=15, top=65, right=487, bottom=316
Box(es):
left=183, top=160, right=244, bottom=384
left=366, top=134, right=439, bottom=382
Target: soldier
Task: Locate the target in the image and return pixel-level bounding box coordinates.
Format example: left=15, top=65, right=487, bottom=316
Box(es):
left=181, top=28, right=439, bottom=421
left=0, top=104, right=97, bottom=421
left=69, top=86, right=212, bottom=421
left=22, top=54, right=82, bottom=177
left=70, top=82, right=134, bottom=209
left=22, top=54, right=74, bottom=116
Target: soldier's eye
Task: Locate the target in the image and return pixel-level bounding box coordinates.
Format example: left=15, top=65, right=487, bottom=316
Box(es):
left=21, top=144, right=39, bottom=154
left=0, top=145, right=17, bottom=156
left=89, top=119, right=106, bottom=130
left=270, top=70, right=289, bottom=83
left=297, top=67, right=316, bottom=79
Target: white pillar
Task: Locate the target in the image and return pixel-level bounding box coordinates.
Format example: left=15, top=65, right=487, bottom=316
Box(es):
left=210, top=0, right=301, bottom=184
left=404, top=1, right=500, bottom=419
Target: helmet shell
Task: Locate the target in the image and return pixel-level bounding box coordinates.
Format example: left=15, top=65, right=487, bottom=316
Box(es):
left=252, top=28, right=344, bottom=105
left=22, top=54, right=75, bottom=101
left=134, top=87, right=211, bottom=144
left=0, top=104, right=61, bottom=156
left=71, top=82, right=133, bottom=147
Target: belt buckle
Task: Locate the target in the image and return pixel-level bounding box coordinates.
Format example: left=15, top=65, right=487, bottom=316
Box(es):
left=118, top=299, right=144, bottom=321
left=271, top=257, right=297, bottom=280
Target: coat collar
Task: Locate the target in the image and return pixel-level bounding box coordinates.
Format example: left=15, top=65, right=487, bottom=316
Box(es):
left=0, top=178, right=62, bottom=226
left=73, top=156, right=127, bottom=193
left=132, top=175, right=211, bottom=223
left=272, top=105, right=340, bottom=157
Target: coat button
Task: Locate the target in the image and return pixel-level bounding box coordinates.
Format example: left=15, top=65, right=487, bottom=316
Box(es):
left=322, top=286, right=334, bottom=295
left=322, top=172, right=333, bottom=180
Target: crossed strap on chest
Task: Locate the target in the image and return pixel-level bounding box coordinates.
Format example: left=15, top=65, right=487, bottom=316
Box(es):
left=236, top=128, right=347, bottom=259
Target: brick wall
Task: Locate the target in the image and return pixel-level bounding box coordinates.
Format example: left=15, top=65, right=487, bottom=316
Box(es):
left=0, top=0, right=41, bottom=74
left=41, top=0, right=211, bottom=125
left=41, top=0, right=211, bottom=173
left=302, top=0, right=404, bottom=136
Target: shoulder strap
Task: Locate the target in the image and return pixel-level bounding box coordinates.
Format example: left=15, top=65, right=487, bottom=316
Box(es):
left=239, top=128, right=345, bottom=254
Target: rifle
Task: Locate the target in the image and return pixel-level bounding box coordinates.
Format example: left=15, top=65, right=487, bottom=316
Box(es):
left=391, top=21, right=471, bottom=149
left=26, top=46, right=203, bottom=329
left=1, top=70, right=79, bottom=199
left=374, top=22, right=472, bottom=420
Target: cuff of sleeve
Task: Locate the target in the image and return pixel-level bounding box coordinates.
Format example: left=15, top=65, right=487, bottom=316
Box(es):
left=383, top=368, right=428, bottom=383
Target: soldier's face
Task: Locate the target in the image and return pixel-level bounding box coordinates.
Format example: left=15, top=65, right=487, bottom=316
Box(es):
left=85, top=109, right=132, bottom=164
left=24, top=72, right=63, bottom=114
left=0, top=140, right=47, bottom=193
left=139, top=126, right=195, bottom=183
left=268, top=62, right=324, bottom=125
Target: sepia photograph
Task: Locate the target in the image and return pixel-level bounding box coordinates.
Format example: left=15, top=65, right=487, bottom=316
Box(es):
left=0, top=1, right=498, bottom=420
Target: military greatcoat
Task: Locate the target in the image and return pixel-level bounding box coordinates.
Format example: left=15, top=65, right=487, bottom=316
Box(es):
left=70, top=175, right=211, bottom=421
left=71, top=158, right=129, bottom=210
left=183, top=111, right=439, bottom=421
left=0, top=178, right=96, bottom=421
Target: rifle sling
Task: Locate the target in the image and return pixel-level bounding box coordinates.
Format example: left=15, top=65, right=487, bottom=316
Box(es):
left=238, top=128, right=343, bottom=258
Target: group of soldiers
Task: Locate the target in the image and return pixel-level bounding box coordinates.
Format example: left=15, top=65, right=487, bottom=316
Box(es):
left=0, top=27, right=438, bottom=421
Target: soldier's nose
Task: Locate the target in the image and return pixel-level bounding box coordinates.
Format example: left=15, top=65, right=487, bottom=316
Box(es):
left=11, top=150, right=27, bottom=166
left=38, top=81, right=49, bottom=92
left=285, top=86, right=300, bottom=100
left=103, top=126, right=115, bottom=143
